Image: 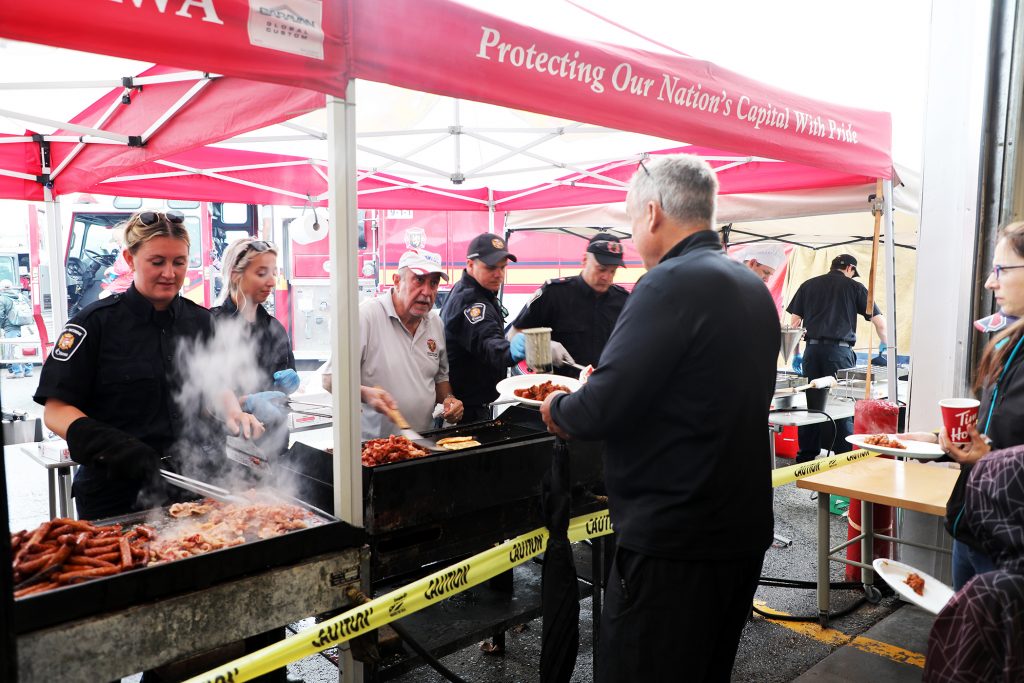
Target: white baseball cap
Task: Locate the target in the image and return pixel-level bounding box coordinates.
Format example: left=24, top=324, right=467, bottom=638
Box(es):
left=398, top=248, right=448, bottom=281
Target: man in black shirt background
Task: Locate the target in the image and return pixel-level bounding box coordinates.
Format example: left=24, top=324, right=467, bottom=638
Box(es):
left=541, top=155, right=779, bottom=682
left=787, top=254, right=888, bottom=463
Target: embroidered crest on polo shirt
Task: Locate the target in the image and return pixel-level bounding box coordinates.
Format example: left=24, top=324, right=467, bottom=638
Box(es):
left=464, top=304, right=486, bottom=324
left=51, top=324, right=87, bottom=362
left=426, top=338, right=439, bottom=358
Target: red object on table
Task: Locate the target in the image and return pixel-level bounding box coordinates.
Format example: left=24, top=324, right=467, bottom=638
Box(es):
left=847, top=400, right=900, bottom=580
left=774, top=425, right=799, bottom=458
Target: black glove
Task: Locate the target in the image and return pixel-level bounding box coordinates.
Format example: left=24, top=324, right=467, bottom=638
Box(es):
left=65, top=417, right=161, bottom=481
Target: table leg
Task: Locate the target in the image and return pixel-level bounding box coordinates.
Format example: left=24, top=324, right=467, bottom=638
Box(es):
left=817, top=490, right=830, bottom=626
left=862, top=500, right=876, bottom=591
left=45, top=468, right=56, bottom=520
left=768, top=426, right=792, bottom=546
left=56, top=467, right=71, bottom=519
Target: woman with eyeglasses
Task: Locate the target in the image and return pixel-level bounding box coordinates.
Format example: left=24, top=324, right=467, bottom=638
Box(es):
left=211, top=238, right=297, bottom=444
left=33, top=210, right=264, bottom=520
left=904, top=221, right=1024, bottom=588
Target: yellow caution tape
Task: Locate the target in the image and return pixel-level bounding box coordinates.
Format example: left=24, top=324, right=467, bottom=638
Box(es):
left=189, top=451, right=879, bottom=682
left=185, top=508, right=614, bottom=683
left=770, top=448, right=879, bottom=488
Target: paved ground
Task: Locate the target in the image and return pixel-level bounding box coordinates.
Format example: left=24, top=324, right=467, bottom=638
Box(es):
left=3, top=372, right=932, bottom=682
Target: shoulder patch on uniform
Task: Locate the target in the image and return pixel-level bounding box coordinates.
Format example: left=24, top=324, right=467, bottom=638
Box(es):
left=464, top=303, right=487, bottom=324
left=51, top=324, right=87, bottom=362
left=546, top=277, right=572, bottom=286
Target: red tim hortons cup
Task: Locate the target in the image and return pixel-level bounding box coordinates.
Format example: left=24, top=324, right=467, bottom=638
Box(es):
left=939, top=398, right=981, bottom=445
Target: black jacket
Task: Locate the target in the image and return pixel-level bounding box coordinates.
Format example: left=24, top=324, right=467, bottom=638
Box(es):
left=210, top=296, right=295, bottom=391
left=550, top=231, right=779, bottom=559
left=946, top=335, right=1024, bottom=548
left=511, top=275, right=628, bottom=376
left=440, top=270, right=513, bottom=407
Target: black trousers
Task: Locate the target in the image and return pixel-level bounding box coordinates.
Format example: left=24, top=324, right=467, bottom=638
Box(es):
left=597, top=547, right=765, bottom=683
left=797, top=344, right=856, bottom=462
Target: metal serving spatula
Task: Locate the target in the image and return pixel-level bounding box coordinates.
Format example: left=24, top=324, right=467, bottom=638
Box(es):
left=380, top=405, right=445, bottom=452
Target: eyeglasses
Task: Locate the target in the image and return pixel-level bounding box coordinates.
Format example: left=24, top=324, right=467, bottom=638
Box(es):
left=139, top=209, right=185, bottom=226
left=636, top=159, right=665, bottom=208
left=992, top=264, right=1024, bottom=281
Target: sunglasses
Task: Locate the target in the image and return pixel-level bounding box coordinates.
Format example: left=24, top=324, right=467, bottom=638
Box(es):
left=139, top=210, right=185, bottom=226
left=246, top=240, right=274, bottom=254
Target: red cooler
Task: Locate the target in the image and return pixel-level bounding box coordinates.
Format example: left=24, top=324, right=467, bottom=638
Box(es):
left=847, top=400, right=900, bottom=580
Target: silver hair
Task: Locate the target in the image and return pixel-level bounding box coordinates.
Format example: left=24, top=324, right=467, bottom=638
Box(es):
left=628, top=155, right=718, bottom=227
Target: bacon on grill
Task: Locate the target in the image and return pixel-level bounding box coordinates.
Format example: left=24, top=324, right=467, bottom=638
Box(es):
left=361, top=435, right=429, bottom=466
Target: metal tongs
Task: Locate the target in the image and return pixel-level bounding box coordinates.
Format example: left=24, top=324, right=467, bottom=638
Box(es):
left=160, top=469, right=248, bottom=505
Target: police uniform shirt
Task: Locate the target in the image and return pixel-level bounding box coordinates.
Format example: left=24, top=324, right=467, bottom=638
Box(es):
left=211, top=297, right=296, bottom=391
left=360, top=291, right=449, bottom=439
left=440, top=270, right=511, bottom=407
left=511, top=275, right=628, bottom=375
left=34, top=284, right=214, bottom=456
left=786, top=270, right=881, bottom=344
left=549, top=230, right=779, bottom=560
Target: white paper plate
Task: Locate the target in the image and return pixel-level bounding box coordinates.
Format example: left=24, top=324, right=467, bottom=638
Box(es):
left=872, top=558, right=954, bottom=614
left=846, top=434, right=946, bottom=460
left=495, top=374, right=581, bottom=407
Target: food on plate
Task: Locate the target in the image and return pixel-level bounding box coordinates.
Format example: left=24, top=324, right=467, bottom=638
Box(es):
left=863, top=433, right=906, bottom=449
left=514, top=380, right=571, bottom=401
left=905, top=572, right=925, bottom=596
left=149, top=499, right=317, bottom=563
left=361, top=434, right=429, bottom=466
left=10, top=518, right=151, bottom=597
left=436, top=436, right=482, bottom=450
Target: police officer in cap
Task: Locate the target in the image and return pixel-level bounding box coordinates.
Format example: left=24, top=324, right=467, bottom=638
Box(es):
left=509, top=232, right=628, bottom=377
left=442, top=233, right=574, bottom=422
left=787, top=253, right=888, bottom=462
left=33, top=210, right=263, bottom=520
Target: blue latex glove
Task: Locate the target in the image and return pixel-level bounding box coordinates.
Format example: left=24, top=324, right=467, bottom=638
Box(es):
left=791, top=353, right=803, bottom=375
left=877, top=341, right=888, bottom=356
left=273, top=369, right=300, bottom=394
left=510, top=334, right=527, bottom=362
left=243, top=390, right=288, bottom=425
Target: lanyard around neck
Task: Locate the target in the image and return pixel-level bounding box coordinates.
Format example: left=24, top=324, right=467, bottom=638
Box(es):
left=984, top=334, right=1024, bottom=433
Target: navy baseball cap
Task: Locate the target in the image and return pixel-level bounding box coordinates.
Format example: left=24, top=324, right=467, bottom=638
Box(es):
left=831, top=254, right=860, bottom=277
left=467, top=233, right=517, bottom=266
left=587, top=232, right=625, bottom=266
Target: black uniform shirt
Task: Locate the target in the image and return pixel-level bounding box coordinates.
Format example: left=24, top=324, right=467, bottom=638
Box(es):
left=440, top=270, right=512, bottom=407
left=511, top=275, right=628, bottom=376
left=211, top=297, right=295, bottom=391
left=34, top=284, right=213, bottom=456
left=550, top=230, right=779, bottom=560
left=786, top=270, right=880, bottom=344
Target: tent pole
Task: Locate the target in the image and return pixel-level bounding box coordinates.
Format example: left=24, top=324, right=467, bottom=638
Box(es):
left=43, top=188, right=69, bottom=331
left=882, top=179, right=898, bottom=396
left=327, top=82, right=365, bottom=683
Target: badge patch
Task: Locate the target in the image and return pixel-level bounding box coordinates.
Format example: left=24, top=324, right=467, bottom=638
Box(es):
left=426, top=339, right=437, bottom=353
left=491, top=238, right=504, bottom=249
left=51, top=324, right=87, bottom=362
left=464, top=304, right=486, bottom=325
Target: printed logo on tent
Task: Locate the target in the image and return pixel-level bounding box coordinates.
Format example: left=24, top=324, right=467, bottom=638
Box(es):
left=405, top=228, right=426, bottom=250
left=248, top=0, right=325, bottom=60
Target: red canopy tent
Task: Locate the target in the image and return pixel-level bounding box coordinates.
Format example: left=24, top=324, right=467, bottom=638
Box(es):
left=6, top=0, right=892, bottom=178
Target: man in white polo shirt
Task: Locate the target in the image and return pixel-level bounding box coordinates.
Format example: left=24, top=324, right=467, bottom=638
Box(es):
left=358, top=248, right=465, bottom=440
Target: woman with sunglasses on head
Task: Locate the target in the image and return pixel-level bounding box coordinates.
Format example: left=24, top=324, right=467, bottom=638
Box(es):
left=33, top=210, right=264, bottom=520
left=211, top=238, right=297, bottom=438
left=904, top=221, right=1024, bottom=588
